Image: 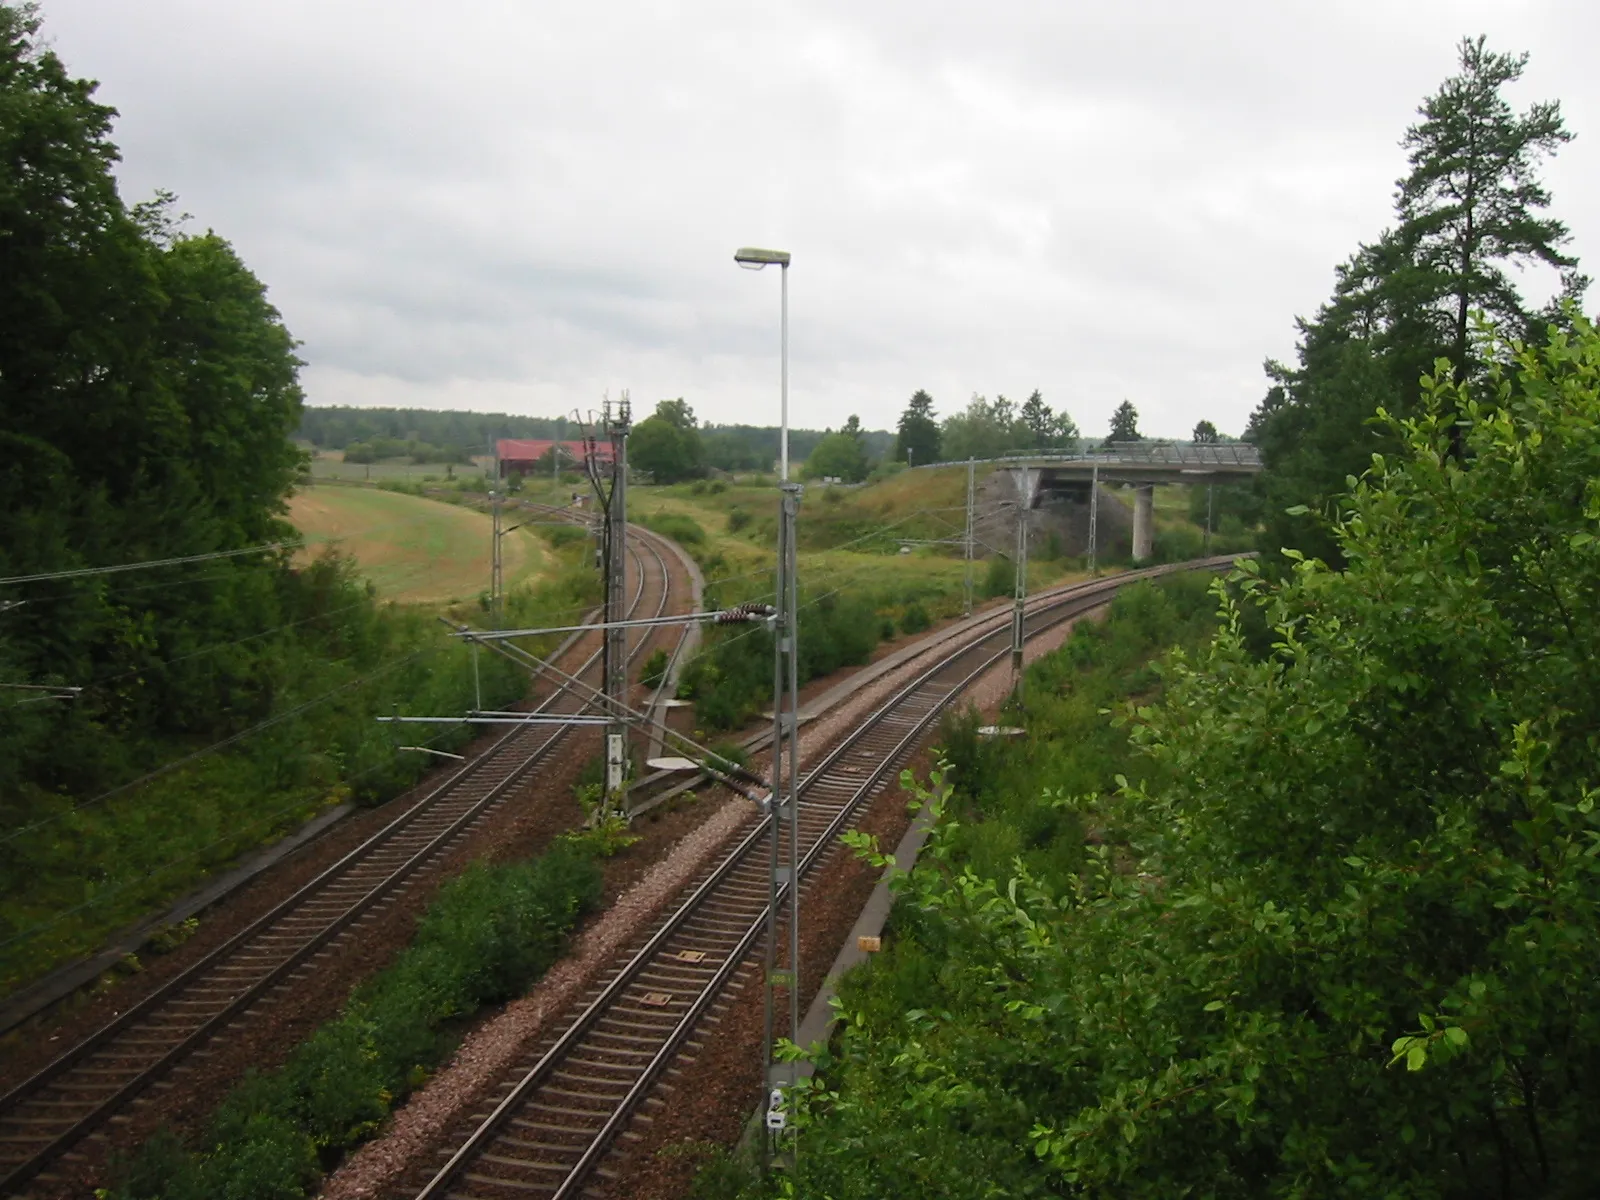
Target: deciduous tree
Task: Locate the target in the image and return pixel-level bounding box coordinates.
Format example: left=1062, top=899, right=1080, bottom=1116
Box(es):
left=804, top=415, right=871, bottom=482
left=628, top=398, right=706, bottom=483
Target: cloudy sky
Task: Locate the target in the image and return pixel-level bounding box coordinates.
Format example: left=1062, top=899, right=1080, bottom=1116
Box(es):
left=35, top=0, right=1600, bottom=439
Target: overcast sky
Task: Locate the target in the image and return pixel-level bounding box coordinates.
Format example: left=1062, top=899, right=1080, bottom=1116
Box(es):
left=35, top=0, right=1600, bottom=439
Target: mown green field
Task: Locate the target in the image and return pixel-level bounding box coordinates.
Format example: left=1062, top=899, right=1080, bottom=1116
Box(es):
left=289, top=485, right=546, bottom=604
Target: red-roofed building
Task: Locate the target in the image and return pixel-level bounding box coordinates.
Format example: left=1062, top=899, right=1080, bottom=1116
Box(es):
left=495, top=439, right=615, bottom=478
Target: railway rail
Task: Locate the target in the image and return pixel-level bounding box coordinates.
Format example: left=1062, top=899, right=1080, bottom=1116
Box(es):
left=410, top=557, right=1236, bottom=1200
left=0, top=526, right=686, bottom=1197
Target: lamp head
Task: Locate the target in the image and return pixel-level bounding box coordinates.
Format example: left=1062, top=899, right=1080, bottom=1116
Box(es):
left=734, top=246, right=791, bottom=269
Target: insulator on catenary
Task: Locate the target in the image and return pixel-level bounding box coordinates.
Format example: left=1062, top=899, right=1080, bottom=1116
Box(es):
left=712, top=603, right=777, bottom=624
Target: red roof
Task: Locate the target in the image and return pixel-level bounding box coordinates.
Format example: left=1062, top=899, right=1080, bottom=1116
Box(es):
left=497, top=439, right=614, bottom=465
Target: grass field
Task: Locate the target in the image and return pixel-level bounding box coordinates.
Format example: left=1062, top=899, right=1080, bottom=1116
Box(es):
left=289, top=485, right=546, bottom=604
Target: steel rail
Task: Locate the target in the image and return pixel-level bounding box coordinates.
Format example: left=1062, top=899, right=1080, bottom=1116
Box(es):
left=414, top=557, right=1237, bottom=1199
left=0, top=528, right=683, bottom=1195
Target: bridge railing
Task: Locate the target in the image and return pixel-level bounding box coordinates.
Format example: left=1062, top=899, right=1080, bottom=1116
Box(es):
left=909, top=441, right=1262, bottom=472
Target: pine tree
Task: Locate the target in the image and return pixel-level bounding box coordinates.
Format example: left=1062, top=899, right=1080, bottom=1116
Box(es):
left=1105, top=400, right=1140, bottom=446
left=1020, top=390, right=1053, bottom=447
left=1191, top=420, right=1219, bottom=444
left=894, top=389, right=941, bottom=464
left=1247, top=37, right=1584, bottom=563
left=1398, top=37, right=1585, bottom=381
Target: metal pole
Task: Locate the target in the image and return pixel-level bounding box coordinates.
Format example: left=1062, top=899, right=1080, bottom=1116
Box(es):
left=764, top=258, right=799, bottom=1171
left=1011, top=495, right=1028, bottom=700
left=779, top=263, right=789, bottom=482
left=472, top=640, right=482, bottom=712
left=490, top=490, right=504, bottom=627
left=763, top=479, right=803, bottom=1169
left=963, top=457, right=975, bottom=617
left=783, top=483, right=801, bottom=1055
left=604, top=396, right=631, bottom=812
left=1087, top=461, right=1100, bottom=577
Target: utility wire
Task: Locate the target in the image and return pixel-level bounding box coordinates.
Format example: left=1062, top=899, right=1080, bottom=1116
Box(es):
left=0, top=647, right=438, bottom=848
left=0, top=718, right=471, bottom=955
left=0, top=541, right=303, bottom=587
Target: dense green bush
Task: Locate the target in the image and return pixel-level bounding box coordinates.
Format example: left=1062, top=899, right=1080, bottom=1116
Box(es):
left=545, top=523, right=588, bottom=549
left=109, top=846, right=601, bottom=1200
left=774, top=320, right=1600, bottom=1197
left=1151, top=523, right=1204, bottom=563
left=677, top=589, right=882, bottom=730
left=642, top=511, right=706, bottom=546
left=725, top=507, right=752, bottom=533
left=639, top=647, right=671, bottom=691
left=982, top=554, right=1014, bottom=598
left=898, top=602, right=931, bottom=635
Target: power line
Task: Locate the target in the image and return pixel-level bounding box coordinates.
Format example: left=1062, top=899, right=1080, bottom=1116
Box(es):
left=0, top=718, right=471, bottom=956
left=0, top=647, right=438, bottom=848
left=0, top=541, right=302, bottom=588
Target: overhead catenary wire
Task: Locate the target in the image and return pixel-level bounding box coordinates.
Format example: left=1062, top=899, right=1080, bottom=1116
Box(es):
left=0, top=646, right=441, bottom=849
left=0, top=716, right=472, bottom=955
left=0, top=541, right=304, bottom=587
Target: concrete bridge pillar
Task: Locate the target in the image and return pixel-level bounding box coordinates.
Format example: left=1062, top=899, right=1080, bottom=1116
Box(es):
left=1132, top=484, right=1154, bottom=562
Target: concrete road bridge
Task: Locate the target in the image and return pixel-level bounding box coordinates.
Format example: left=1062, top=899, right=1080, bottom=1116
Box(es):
left=915, top=442, right=1263, bottom=562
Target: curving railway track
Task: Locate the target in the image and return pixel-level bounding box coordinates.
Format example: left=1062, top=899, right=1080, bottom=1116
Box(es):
left=408, top=557, right=1237, bottom=1200
left=0, top=525, right=688, bottom=1198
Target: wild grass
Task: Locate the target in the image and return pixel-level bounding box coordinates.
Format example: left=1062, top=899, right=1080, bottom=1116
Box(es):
left=106, top=845, right=602, bottom=1200
left=0, top=547, right=600, bottom=996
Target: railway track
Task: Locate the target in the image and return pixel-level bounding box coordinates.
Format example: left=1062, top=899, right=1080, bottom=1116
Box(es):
left=0, top=526, right=687, bottom=1197
left=409, top=557, right=1236, bottom=1200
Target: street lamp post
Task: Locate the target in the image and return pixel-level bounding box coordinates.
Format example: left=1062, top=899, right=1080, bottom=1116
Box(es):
left=734, top=245, right=800, bottom=1169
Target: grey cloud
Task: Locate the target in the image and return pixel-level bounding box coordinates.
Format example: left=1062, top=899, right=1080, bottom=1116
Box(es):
left=37, top=0, right=1600, bottom=439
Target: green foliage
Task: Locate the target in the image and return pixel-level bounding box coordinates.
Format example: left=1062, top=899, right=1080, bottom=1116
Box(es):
left=544, top=523, right=587, bottom=549
left=678, top=589, right=882, bottom=730
left=109, top=846, right=601, bottom=1200
left=639, top=647, right=670, bottom=691
left=631, top=399, right=707, bottom=483
left=725, top=506, right=752, bottom=533
left=803, top=416, right=871, bottom=483
left=341, top=436, right=469, bottom=465
left=0, top=548, right=598, bottom=991
left=898, top=601, right=930, bottom=635
left=982, top=554, right=1014, bottom=598
left=1186, top=481, right=1262, bottom=531
left=894, top=389, right=942, bottom=465
left=782, top=318, right=1600, bottom=1196
left=1150, top=524, right=1204, bottom=563
left=297, top=406, right=571, bottom=452
left=642, top=510, right=706, bottom=546
left=1249, top=38, right=1585, bottom=566
left=1105, top=398, right=1141, bottom=443
left=942, top=392, right=1077, bottom=461
left=0, top=10, right=554, bottom=990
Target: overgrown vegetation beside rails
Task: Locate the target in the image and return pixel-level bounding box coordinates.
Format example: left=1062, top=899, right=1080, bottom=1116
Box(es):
left=749, top=320, right=1600, bottom=1198
left=108, top=844, right=603, bottom=1200
left=932, top=573, right=1219, bottom=883
left=0, top=547, right=600, bottom=995
left=676, top=589, right=882, bottom=730
left=640, top=510, right=707, bottom=547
